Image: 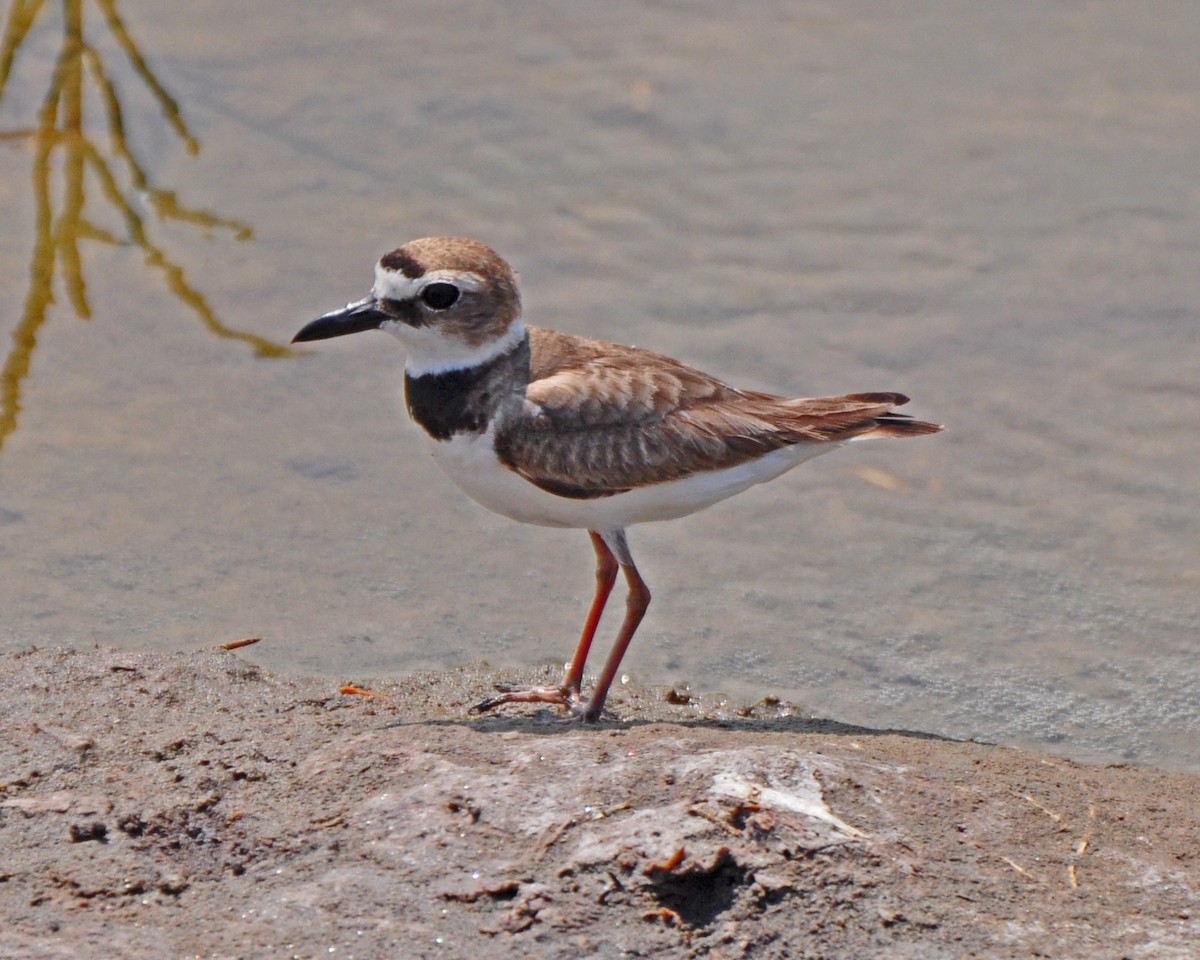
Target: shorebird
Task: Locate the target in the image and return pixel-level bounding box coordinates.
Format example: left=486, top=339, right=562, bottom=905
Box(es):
left=294, top=237, right=941, bottom=721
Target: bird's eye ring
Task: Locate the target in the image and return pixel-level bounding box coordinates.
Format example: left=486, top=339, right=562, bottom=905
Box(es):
left=421, top=282, right=460, bottom=310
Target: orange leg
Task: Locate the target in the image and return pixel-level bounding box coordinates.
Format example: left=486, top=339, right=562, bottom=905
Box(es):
left=471, top=529, right=621, bottom=717
left=562, top=531, right=619, bottom=698
left=580, top=530, right=651, bottom=722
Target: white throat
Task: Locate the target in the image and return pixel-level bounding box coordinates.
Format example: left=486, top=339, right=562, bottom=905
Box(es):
left=385, top=318, right=526, bottom=377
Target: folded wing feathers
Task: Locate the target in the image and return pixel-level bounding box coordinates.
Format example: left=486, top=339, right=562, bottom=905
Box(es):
left=497, top=329, right=942, bottom=498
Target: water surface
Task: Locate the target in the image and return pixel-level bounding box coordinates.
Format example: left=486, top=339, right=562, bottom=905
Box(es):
left=1, top=1, right=1197, bottom=771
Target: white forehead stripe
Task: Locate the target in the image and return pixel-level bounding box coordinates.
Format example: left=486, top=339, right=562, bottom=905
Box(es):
left=372, top=264, right=486, bottom=301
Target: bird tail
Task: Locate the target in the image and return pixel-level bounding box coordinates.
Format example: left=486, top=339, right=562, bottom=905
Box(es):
left=843, top=392, right=944, bottom=439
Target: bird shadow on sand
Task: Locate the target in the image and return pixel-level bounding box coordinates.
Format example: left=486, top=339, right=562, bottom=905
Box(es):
left=377, top=707, right=965, bottom=748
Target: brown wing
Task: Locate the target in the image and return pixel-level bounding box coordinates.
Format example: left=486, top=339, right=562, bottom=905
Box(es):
left=493, top=326, right=941, bottom=499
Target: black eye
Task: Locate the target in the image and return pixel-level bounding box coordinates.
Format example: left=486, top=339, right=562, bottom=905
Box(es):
left=421, top=282, right=460, bottom=310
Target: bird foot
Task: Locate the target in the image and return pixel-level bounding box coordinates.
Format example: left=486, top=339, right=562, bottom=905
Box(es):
left=471, top=683, right=604, bottom=722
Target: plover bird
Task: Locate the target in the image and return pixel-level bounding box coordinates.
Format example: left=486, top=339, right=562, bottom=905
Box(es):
left=294, top=237, right=941, bottom=721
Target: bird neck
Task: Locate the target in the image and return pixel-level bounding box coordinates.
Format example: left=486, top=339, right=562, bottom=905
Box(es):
left=403, top=332, right=530, bottom=441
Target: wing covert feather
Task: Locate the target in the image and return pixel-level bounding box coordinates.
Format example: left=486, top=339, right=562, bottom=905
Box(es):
left=492, top=326, right=936, bottom=499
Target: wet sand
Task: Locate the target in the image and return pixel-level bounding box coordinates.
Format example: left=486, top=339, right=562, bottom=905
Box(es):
left=2, top=646, right=1197, bottom=959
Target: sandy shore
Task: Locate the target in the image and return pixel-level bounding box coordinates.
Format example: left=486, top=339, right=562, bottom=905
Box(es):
left=1, top=646, right=1196, bottom=959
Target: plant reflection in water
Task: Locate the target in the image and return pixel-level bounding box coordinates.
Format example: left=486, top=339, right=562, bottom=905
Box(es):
left=0, top=0, right=292, bottom=457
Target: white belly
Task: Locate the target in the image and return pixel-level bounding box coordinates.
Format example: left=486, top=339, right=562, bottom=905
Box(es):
left=428, top=428, right=838, bottom=530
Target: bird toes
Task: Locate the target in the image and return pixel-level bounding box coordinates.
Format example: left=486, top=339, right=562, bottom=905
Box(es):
left=470, top=683, right=576, bottom=715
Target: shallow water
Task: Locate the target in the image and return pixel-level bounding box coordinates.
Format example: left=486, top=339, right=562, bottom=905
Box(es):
left=1, top=1, right=1197, bottom=771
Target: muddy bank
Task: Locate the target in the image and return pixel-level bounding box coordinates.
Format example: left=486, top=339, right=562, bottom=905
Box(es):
left=1, top=647, right=1196, bottom=959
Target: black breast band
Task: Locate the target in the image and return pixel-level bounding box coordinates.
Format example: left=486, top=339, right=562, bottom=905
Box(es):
left=404, top=338, right=529, bottom=441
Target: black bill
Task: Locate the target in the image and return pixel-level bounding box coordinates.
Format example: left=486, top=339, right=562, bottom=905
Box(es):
left=292, top=297, right=389, bottom=343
